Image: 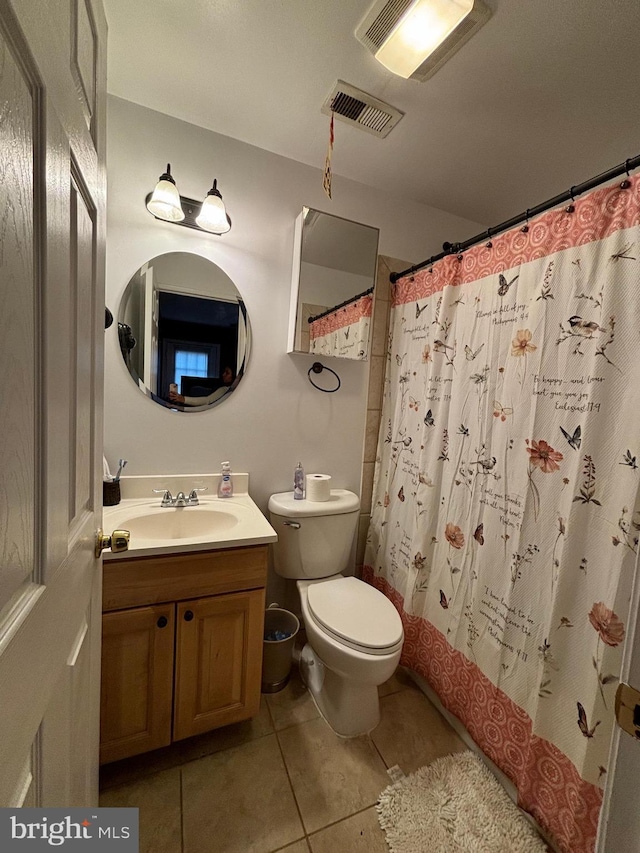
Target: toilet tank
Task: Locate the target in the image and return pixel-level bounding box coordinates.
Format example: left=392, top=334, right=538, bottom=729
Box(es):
left=268, top=490, right=360, bottom=579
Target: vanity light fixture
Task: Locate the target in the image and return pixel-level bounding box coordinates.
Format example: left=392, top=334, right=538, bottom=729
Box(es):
left=145, top=165, right=232, bottom=235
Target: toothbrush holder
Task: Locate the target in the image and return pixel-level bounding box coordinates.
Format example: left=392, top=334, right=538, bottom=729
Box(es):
left=103, top=480, right=121, bottom=507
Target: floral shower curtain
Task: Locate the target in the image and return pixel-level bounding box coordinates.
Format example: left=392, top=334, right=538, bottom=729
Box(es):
left=364, top=176, right=640, bottom=853
left=309, top=292, right=372, bottom=359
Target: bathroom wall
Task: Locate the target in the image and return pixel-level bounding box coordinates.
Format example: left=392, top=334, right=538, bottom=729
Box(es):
left=104, top=96, right=483, bottom=598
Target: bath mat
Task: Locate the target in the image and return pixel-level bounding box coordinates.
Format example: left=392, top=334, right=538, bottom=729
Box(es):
left=376, top=751, right=547, bottom=852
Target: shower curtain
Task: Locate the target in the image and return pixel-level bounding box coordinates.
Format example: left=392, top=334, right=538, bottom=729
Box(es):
left=309, top=292, right=372, bottom=359
left=364, top=176, right=640, bottom=853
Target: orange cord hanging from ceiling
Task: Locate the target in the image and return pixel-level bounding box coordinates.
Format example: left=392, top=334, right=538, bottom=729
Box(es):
left=322, top=111, right=334, bottom=200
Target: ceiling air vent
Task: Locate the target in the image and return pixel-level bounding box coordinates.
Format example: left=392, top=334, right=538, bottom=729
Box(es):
left=321, top=81, right=404, bottom=139
left=355, top=0, right=491, bottom=83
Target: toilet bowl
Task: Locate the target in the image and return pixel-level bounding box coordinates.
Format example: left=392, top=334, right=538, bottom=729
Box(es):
left=297, top=576, right=403, bottom=736
left=268, top=490, right=404, bottom=737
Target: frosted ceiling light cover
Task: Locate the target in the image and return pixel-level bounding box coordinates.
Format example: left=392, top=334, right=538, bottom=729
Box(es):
left=146, top=178, right=185, bottom=222
left=195, top=191, right=230, bottom=234
left=375, top=0, right=474, bottom=78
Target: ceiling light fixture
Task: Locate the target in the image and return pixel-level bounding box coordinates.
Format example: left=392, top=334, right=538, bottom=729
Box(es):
left=145, top=165, right=232, bottom=235
left=356, top=0, right=491, bottom=82
left=376, top=0, right=473, bottom=77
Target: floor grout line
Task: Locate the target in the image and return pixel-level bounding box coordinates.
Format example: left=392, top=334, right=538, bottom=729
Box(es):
left=272, top=724, right=308, bottom=848
left=369, top=730, right=391, bottom=771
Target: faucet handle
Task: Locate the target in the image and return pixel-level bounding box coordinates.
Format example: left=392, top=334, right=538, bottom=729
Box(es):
left=188, top=487, right=207, bottom=504
left=153, top=488, right=174, bottom=506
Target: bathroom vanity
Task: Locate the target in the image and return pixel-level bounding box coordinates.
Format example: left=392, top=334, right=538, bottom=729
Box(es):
left=99, top=475, right=276, bottom=764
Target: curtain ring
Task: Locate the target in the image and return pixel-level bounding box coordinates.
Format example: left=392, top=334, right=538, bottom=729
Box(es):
left=308, top=361, right=341, bottom=393
left=485, top=227, right=493, bottom=249
left=521, top=210, right=530, bottom=233
left=565, top=187, right=576, bottom=213
left=620, top=158, right=632, bottom=189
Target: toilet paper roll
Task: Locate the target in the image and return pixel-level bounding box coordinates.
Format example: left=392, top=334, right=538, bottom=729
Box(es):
left=306, top=473, right=331, bottom=502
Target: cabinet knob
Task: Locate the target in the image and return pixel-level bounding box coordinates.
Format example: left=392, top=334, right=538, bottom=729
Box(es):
left=156, top=615, right=168, bottom=629
left=184, top=610, right=194, bottom=622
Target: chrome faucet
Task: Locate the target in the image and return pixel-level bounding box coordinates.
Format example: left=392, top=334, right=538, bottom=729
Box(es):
left=153, top=488, right=207, bottom=507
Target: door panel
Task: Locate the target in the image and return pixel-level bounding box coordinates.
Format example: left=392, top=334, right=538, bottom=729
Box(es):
left=70, top=171, right=96, bottom=523
left=0, top=0, right=106, bottom=808
left=598, top=548, right=640, bottom=851
left=71, top=0, right=97, bottom=132
left=0, top=7, right=37, bottom=613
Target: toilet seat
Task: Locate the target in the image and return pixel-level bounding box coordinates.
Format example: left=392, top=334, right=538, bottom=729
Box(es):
left=306, top=576, right=403, bottom=656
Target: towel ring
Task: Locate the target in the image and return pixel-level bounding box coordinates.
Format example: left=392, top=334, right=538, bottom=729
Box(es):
left=308, top=361, right=341, bottom=393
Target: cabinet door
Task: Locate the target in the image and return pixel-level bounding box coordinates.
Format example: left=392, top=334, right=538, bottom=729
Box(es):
left=100, top=604, right=175, bottom=764
left=174, top=589, right=265, bottom=741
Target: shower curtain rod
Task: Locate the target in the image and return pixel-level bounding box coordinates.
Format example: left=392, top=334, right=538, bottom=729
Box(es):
left=390, top=153, right=640, bottom=283
left=307, top=286, right=374, bottom=324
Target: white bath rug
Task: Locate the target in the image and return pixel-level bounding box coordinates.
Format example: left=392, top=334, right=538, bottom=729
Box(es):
left=376, top=751, right=547, bottom=852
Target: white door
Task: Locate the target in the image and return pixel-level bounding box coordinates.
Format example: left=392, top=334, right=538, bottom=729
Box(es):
left=597, top=546, right=640, bottom=852
left=0, top=0, right=107, bottom=807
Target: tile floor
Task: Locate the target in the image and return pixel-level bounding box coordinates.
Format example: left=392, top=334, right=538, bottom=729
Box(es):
left=99, top=667, right=468, bottom=852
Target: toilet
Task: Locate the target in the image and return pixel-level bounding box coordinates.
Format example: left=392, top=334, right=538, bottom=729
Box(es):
left=268, top=489, right=404, bottom=737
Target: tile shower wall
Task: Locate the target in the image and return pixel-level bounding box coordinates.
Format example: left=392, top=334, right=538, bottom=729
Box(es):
left=356, top=255, right=410, bottom=575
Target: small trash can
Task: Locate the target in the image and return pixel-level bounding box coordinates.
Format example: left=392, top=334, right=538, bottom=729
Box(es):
left=261, top=603, right=300, bottom=693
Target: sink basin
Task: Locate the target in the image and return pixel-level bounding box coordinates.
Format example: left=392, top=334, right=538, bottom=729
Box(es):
left=102, top=494, right=277, bottom=558
left=120, top=505, right=241, bottom=540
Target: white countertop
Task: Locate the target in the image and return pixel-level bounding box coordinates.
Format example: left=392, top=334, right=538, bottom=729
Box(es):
left=102, top=475, right=277, bottom=559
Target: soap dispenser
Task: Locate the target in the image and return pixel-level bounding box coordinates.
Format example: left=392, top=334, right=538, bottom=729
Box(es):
left=294, top=461, right=305, bottom=500
left=218, top=461, right=233, bottom=498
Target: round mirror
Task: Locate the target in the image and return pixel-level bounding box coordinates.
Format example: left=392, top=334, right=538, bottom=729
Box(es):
left=117, top=252, right=250, bottom=411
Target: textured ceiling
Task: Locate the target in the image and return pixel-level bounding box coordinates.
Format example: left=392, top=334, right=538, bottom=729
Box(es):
left=104, top=0, right=640, bottom=226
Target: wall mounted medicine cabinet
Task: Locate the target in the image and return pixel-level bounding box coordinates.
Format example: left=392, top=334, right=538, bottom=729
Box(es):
left=288, top=208, right=379, bottom=361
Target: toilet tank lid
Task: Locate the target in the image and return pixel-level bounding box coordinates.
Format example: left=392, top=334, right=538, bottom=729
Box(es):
left=268, top=489, right=360, bottom=517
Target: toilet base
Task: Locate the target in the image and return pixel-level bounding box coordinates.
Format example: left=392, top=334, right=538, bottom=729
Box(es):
left=300, top=645, right=381, bottom=737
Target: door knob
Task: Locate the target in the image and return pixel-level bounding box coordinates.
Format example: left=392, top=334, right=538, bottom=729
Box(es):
left=95, top=528, right=130, bottom=557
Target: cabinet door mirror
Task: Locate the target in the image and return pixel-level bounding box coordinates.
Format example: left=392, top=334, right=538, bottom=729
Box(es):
left=118, top=252, right=250, bottom=411
left=288, top=208, right=379, bottom=361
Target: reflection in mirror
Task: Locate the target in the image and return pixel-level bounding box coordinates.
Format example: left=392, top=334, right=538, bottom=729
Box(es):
left=117, top=252, right=250, bottom=412
left=288, top=208, right=379, bottom=360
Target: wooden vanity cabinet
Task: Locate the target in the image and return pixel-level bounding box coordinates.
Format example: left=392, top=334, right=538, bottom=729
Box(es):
left=100, top=545, right=267, bottom=765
